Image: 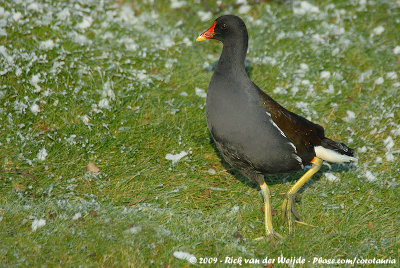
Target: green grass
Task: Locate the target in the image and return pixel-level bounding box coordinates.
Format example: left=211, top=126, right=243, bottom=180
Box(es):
left=1, top=0, right=399, bottom=266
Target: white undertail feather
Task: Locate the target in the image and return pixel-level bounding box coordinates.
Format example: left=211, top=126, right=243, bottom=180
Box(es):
left=315, top=146, right=357, bottom=163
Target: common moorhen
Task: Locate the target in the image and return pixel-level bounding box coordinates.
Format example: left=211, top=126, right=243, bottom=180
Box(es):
left=196, top=15, right=356, bottom=239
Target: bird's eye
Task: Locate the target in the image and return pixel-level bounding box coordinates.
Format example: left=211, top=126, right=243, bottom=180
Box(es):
left=222, top=23, right=228, bottom=30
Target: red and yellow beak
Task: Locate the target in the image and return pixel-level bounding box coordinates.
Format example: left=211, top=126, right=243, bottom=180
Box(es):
left=196, top=21, right=217, bottom=42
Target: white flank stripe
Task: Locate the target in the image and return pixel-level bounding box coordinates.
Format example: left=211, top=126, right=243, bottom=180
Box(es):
left=315, top=146, right=357, bottom=163
left=266, top=111, right=288, bottom=139
left=265, top=112, right=300, bottom=161
left=288, top=142, right=297, bottom=152
left=293, top=154, right=304, bottom=168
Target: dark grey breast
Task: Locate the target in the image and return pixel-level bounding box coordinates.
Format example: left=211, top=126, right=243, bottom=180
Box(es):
left=206, top=69, right=304, bottom=175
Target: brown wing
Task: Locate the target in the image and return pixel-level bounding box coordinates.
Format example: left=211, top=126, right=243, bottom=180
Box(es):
left=256, top=85, right=325, bottom=163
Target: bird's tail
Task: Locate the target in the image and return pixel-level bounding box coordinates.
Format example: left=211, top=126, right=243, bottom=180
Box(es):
left=314, top=138, right=356, bottom=163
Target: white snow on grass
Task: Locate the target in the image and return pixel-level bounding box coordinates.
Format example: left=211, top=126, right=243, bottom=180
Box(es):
left=364, top=170, right=377, bottom=182
left=207, top=168, right=216, bottom=175
left=165, top=151, right=188, bottom=164
left=385, top=152, right=395, bottom=162
left=98, top=98, right=110, bottom=110
left=124, top=226, right=142, bottom=234
left=77, top=16, right=93, bottom=31
left=30, top=73, right=42, bottom=92
left=31, top=219, right=46, bottom=232
left=12, top=12, right=23, bottom=22
left=197, top=11, right=212, bottom=22
left=375, top=77, right=384, bottom=85
left=14, top=100, right=27, bottom=114
left=358, top=146, right=367, bottom=153
left=394, top=46, right=400, bottom=55
left=320, top=71, right=331, bottom=80
left=0, top=46, right=13, bottom=64
left=37, top=147, right=48, bottom=161
left=173, top=251, right=197, bottom=264
left=27, top=2, right=41, bottom=12
left=324, top=172, right=339, bottom=182
left=195, top=87, right=207, bottom=98
left=72, top=212, right=82, bottom=221
left=57, top=8, right=70, bottom=21
left=79, top=115, right=91, bottom=126
left=383, top=136, right=394, bottom=151
left=101, top=80, right=115, bottom=100
left=386, top=72, right=398, bottom=80
left=160, top=36, right=175, bottom=49
left=238, top=5, right=251, bottom=14
left=170, top=0, right=186, bottom=8
left=300, top=63, right=309, bottom=71
left=372, top=26, right=385, bottom=35
left=342, top=110, right=355, bottom=122
left=39, top=39, right=55, bottom=50
left=230, top=205, right=240, bottom=214
left=30, top=103, right=40, bottom=115
left=293, top=1, right=320, bottom=15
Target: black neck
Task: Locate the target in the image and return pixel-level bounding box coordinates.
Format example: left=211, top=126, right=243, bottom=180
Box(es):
left=216, top=36, right=248, bottom=77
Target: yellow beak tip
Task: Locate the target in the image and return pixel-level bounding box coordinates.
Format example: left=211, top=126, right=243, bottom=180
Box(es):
left=196, top=35, right=207, bottom=42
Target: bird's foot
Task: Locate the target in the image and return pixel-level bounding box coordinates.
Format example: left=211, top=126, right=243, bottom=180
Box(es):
left=266, top=228, right=283, bottom=241
left=281, top=193, right=301, bottom=235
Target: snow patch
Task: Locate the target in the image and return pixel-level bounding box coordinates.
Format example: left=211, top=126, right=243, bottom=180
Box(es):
left=165, top=151, right=188, bottom=164
left=72, top=212, right=82, bottom=220
left=383, top=136, right=394, bottom=151
left=37, top=147, right=48, bottom=161
left=207, top=168, right=216, bottom=175
left=160, top=36, right=175, bottom=49
left=372, top=26, right=385, bottom=35
left=238, top=5, right=251, bottom=14
left=320, top=71, right=331, bottom=80
left=386, top=72, right=398, bottom=80
left=77, top=16, right=93, bottom=31
left=173, top=251, right=197, bottom=264
left=375, top=77, right=384, bottom=85
left=294, top=1, right=320, bottom=15
left=98, top=98, right=110, bottom=110
left=230, top=205, right=240, bottom=213
left=32, top=219, right=46, bottom=232
left=124, top=226, right=142, bottom=234
left=57, top=8, right=70, bottom=21
left=197, top=11, right=212, bottom=22
left=30, top=103, right=40, bottom=115
left=324, top=172, right=339, bottom=182
left=0, top=46, right=14, bottom=64
left=195, top=87, right=207, bottom=98
left=394, top=46, right=400, bottom=55
left=365, top=170, right=377, bottom=182
left=342, top=110, right=355, bottom=122
left=31, top=73, right=42, bottom=92
left=171, top=0, right=186, bottom=8
left=39, top=40, right=55, bottom=50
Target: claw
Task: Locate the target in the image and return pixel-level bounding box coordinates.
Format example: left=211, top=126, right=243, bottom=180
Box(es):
left=266, top=229, right=283, bottom=241
left=281, top=194, right=301, bottom=235
left=281, top=157, right=323, bottom=235
left=291, top=197, right=301, bottom=220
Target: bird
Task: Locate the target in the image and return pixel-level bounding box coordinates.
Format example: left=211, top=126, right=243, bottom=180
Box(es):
left=196, top=15, right=356, bottom=239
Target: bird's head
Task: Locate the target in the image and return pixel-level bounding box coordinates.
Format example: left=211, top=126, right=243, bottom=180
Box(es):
left=196, top=15, right=247, bottom=44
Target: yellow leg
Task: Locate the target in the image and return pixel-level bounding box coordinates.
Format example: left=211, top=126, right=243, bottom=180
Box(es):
left=281, top=157, right=323, bottom=235
left=260, top=182, right=282, bottom=240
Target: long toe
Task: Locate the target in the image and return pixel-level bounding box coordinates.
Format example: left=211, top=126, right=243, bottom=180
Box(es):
left=266, top=229, right=283, bottom=241
left=281, top=194, right=300, bottom=235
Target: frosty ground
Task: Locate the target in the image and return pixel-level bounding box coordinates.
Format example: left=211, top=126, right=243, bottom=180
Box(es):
left=0, top=0, right=399, bottom=266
